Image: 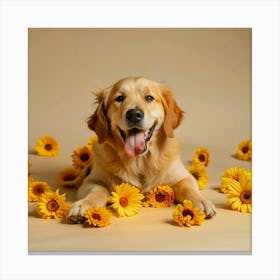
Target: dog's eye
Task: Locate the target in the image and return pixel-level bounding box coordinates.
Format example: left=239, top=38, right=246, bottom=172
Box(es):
left=145, top=95, right=154, bottom=102
left=115, top=96, right=125, bottom=103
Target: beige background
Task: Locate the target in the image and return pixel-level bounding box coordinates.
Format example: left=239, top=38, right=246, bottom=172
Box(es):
left=28, top=28, right=251, bottom=252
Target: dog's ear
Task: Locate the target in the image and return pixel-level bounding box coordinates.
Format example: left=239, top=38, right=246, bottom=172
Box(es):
left=161, top=85, right=184, bottom=138
left=87, top=89, right=109, bottom=144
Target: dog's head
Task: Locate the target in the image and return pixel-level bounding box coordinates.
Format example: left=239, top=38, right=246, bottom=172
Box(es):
left=88, top=77, right=183, bottom=157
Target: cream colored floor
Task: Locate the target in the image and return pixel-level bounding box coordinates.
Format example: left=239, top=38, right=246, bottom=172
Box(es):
left=28, top=28, right=251, bottom=252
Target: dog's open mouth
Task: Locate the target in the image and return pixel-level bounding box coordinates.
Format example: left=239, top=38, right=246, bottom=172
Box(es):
left=118, top=123, right=156, bottom=157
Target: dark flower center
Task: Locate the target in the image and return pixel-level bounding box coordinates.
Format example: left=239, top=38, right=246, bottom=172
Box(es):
left=182, top=209, right=194, bottom=219
left=92, top=213, right=101, bottom=221
left=240, top=191, right=252, bottom=204
left=80, top=153, right=89, bottom=162
left=120, top=197, right=128, bottom=207
left=242, top=146, right=249, bottom=153
left=44, top=144, right=53, bottom=151
left=155, top=192, right=166, bottom=202
left=64, top=174, right=76, bottom=181
left=47, top=199, right=59, bottom=212
left=198, top=154, right=206, bottom=162
left=192, top=172, right=199, bottom=180
left=33, top=184, right=45, bottom=195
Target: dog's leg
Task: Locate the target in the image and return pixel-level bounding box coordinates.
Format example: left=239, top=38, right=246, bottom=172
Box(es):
left=172, top=176, right=216, bottom=218
left=68, top=179, right=110, bottom=223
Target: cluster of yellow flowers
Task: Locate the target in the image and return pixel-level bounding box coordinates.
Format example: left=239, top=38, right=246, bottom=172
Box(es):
left=28, top=176, right=71, bottom=219
left=30, top=135, right=252, bottom=227
left=187, top=147, right=210, bottom=190
left=57, top=136, right=98, bottom=188
left=84, top=184, right=176, bottom=228
left=34, top=135, right=97, bottom=189
left=187, top=140, right=252, bottom=214
left=83, top=183, right=206, bottom=228
left=220, top=139, right=252, bottom=213
left=30, top=135, right=99, bottom=222
left=30, top=135, right=96, bottom=220
left=221, top=167, right=252, bottom=213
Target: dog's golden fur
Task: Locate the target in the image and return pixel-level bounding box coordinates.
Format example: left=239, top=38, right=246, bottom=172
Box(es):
left=69, top=77, right=215, bottom=222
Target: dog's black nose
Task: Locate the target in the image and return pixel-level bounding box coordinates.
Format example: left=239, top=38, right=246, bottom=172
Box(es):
left=126, top=109, right=144, bottom=124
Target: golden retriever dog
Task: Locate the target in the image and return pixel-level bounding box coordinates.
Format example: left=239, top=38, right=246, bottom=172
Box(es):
left=69, top=77, right=216, bottom=222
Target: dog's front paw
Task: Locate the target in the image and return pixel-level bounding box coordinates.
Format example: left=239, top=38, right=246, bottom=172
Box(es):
left=192, top=198, right=216, bottom=218
left=200, top=199, right=216, bottom=218
left=68, top=199, right=91, bottom=224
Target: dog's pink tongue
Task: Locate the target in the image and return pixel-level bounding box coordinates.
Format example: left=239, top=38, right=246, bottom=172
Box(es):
left=124, top=131, right=145, bottom=157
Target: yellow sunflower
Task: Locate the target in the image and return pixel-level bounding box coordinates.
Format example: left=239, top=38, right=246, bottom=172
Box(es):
left=220, top=167, right=248, bottom=193
left=37, top=189, right=71, bottom=219
left=71, top=145, right=93, bottom=169
left=187, top=163, right=208, bottom=190
left=87, top=135, right=98, bottom=149
left=109, top=183, right=144, bottom=217
left=28, top=180, right=52, bottom=202
left=236, top=140, right=252, bottom=161
left=35, top=136, right=59, bottom=157
left=192, top=147, right=210, bottom=167
left=226, top=172, right=252, bottom=213
left=144, top=185, right=175, bottom=208
left=173, top=200, right=206, bottom=227
left=84, top=207, right=111, bottom=227
left=57, top=168, right=84, bottom=188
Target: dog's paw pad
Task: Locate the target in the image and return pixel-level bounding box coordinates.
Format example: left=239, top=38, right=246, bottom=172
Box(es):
left=68, top=200, right=90, bottom=224
left=69, top=214, right=86, bottom=224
